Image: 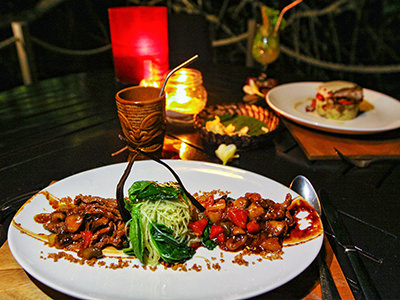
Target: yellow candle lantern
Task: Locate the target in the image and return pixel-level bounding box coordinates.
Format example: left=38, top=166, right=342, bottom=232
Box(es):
left=165, top=68, right=207, bottom=125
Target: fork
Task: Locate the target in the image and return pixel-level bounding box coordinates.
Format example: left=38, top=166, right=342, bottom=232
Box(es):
left=334, top=148, right=400, bottom=168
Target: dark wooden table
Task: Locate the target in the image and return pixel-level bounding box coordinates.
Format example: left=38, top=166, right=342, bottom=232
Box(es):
left=1, top=65, right=399, bottom=299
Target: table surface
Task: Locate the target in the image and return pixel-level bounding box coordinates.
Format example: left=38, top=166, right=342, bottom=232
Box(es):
left=1, top=65, right=399, bottom=300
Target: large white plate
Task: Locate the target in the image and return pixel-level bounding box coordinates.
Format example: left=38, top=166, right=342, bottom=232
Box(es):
left=8, top=160, right=322, bottom=300
left=266, top=82, right=400, bottom=134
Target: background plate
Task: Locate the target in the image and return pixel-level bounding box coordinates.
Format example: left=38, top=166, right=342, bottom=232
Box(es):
left=267, top=82, right=400, bottom=134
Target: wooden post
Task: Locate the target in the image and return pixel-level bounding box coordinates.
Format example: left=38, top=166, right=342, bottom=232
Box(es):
left=11, top=22, right=37, bottom=85
left=246, top=19, right=257, bottom=68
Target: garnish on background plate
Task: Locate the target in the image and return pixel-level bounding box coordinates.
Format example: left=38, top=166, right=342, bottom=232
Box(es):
left=205, top=114, right=270, bottom=137
left=215, top=144, right=239, bottom=165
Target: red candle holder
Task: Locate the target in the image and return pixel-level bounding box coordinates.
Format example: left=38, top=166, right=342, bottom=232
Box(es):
left=108, top=6, right=169, bottom=84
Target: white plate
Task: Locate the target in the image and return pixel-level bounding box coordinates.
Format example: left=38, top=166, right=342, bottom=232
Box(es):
left=266, top=82, right=400, bottom=134
left=8, top=160, right=323, bottom=300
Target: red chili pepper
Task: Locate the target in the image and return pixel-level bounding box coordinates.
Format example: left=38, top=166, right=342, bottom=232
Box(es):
left=339, top=99, right=354, bottom=105
left=316, top=93, right=324, bottom=101
left=228, top=208, right=247, bottom=229
left=189, top=218, right=208, bottom=236
left=216, top=233, right=225, bottom=243
left=246, top=220, right=261, bottom=233
left=209, top=225, right=224, bottom=239
left=81, top=230, right=93, bottom=249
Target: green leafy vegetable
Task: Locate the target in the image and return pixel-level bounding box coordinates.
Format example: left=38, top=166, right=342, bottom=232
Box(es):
left=124, top=180, right=195, bottom=265
left=127, top=181, right=182, bottom=206
left=150, top=223, right=195, bottom=263
left=123, top=204, right=144, bottom=262
left=201, top=222, right=218, bottom=250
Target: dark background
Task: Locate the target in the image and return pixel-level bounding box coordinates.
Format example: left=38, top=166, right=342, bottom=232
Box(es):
left=1, top=0, right=399, bottom=98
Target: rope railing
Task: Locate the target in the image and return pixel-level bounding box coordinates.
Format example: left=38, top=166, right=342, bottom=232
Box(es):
left=30, top=36, right=111, bottom=56
left=0, top=36, right=18, bottom=50
left=213, top=32, right=400, bottom=74
left=280, top=45, right=400, bottom=74
left=2, top=19, right=400, bottom=89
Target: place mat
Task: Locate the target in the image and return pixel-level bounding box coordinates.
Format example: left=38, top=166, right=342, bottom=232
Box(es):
left=0, top=237, right=353, bottom=299
left=283, top=119, right=400, bottom=160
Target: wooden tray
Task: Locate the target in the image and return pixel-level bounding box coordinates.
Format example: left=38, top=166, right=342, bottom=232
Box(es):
left=283, top=119, right=400, bottom=160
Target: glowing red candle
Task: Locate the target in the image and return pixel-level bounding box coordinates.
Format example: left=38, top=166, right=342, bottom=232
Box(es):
left=108, top=6, right=169, bottom=84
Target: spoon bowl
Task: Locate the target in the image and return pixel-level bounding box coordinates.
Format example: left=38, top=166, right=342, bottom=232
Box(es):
left=290, top=175, right=321, bottom=216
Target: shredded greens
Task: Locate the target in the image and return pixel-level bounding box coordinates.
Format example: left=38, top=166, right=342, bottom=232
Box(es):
left=124, top=181, right=196, bottom=265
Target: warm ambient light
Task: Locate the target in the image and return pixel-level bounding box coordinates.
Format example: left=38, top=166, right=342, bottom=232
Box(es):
left=140, top=68, right=207, bottom=125
left=165, top=68, right=207, bottom=124
left=108, top=6, right=169, bottom=84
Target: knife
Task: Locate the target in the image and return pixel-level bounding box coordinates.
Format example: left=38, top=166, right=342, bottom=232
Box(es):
left=319, top=189, right=381, bottom=300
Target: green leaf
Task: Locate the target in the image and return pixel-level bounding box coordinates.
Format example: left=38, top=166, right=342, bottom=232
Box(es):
left=220, top=115, right=269, bottom=136
left=128, top=181, right=182, bottom=204
left=150, top=223, right=195, bottom=264
left=125, top=205, right=144, bottom=263
left=201, top=223, right=218, bottom=250
left=262, top=6, right=286, bottom=31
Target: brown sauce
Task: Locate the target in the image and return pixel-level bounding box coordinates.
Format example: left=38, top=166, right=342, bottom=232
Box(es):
left=283, top=197, right=323, bottom=246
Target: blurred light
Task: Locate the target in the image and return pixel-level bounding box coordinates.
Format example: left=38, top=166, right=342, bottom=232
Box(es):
left=108, top=6, right=169, bottom=84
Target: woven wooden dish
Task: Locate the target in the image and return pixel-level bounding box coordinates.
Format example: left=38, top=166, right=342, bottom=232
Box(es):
left=194, top=103, right=281, bottom=150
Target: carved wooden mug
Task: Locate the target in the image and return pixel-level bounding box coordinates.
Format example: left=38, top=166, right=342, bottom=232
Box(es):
left=115, top=86, right=166, bottom=160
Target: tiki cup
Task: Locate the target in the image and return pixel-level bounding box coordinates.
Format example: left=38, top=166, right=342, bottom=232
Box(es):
left=115, top=86, right=166, bottom=160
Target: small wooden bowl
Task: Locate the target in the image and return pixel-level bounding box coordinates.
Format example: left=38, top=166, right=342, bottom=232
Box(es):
left=194, top=103, right=281, bottom=151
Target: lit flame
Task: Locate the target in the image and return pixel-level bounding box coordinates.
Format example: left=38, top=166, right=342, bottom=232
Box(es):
left=168, top=84, right=191, bottom=104
left=139, top=78, right=160, bottom=87
left=179, top=140, right=189, bottom=158
left=139, top=59, right=163, bottom=87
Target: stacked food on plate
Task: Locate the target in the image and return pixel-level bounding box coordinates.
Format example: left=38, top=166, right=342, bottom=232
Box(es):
left=307, top=80, right=364, bottom=120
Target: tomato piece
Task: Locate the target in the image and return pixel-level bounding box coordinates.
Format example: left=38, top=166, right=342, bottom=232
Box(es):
left=216, top=233, right=225, bottom=243
left=209, top=225, right=224, bottom=239
left=189, top=218, right=208, bottom=236
left=339, top=99, right=354, bottom=105
left=246, top=220, right=261, bottom=233
left=316, top=93, right=324, bottom=101
left=81, top=230, right=93, bottom=249
left=228, top=208, right=247, bottom=229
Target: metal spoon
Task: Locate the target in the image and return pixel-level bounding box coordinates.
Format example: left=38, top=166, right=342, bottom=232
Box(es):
left=159, top=54, right=199, bottom=97
left=290, top=175, right=341, bottom=300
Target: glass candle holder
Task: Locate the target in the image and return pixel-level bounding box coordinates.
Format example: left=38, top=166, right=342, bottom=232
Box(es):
left=165, top=68, right=207, bottom=125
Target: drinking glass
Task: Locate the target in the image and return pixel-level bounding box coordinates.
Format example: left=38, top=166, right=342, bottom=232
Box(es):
left=251, top=24, right=280, bottom=71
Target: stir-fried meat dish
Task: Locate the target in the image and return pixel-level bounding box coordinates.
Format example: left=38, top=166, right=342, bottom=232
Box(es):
left=34, top=195, right=126, bottom=259
left=34, top=188, right=321, bottom=264
left=193, top=192, right=301, bottom=253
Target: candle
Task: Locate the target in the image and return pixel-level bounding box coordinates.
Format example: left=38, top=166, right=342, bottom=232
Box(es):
left=108, top=6, right=169, bottom=84
left=166, top=68, right=207, bottom=112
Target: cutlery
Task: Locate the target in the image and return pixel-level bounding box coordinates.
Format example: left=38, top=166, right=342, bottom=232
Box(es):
left=290, top=175, right=341, bottom=300
left=319, top=189, right=381, bottom=300
left=335, top=148, right=400, bottom=168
